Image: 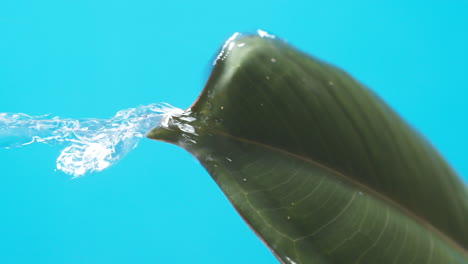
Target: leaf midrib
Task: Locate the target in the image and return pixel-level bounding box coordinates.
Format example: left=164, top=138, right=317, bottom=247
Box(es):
left=196, top=127, right=468, bottom=256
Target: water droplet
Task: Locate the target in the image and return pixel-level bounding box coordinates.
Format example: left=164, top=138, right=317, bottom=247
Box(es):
left=214, top=32, right=241, bottom=64
left=179, top=123, right=196, bottom=134
left=205, top=155, right=214, bottom=162
left=285, top=256, right=297, bottom=264
left=257, top=29, right=276, bottom=39
left=226, top=157, right=232, bottom=162
left=243, top=178, right=247, bottom=182
left=270, top=58, right=276, bottom=63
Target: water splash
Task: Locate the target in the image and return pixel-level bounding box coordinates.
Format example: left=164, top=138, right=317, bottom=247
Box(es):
left=0, top=103, right=183, bottom=177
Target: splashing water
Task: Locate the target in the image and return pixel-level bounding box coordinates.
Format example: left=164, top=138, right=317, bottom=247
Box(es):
left=0, top=103, right=183, bottom=177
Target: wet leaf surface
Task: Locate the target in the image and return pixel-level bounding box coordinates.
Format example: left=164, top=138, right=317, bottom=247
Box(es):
left=148, top=34, right=468, bottom=263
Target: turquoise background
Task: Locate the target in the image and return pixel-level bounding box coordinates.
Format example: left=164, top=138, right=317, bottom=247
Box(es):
left=1, top=0, right=467, bottom=263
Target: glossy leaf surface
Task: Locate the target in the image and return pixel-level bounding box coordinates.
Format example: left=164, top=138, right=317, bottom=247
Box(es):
left=147, top=34, right=468, bottom=263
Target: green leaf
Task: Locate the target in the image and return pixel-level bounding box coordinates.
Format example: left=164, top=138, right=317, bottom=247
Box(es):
left=147, top=34, right=468, bottom=263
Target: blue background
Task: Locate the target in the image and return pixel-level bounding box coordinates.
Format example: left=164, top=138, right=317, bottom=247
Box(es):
left=1, top=0, right=467, bottom=263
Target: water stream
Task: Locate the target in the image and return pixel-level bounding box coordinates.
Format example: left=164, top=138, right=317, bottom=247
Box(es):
left=0, top=103, right=183, bottom=177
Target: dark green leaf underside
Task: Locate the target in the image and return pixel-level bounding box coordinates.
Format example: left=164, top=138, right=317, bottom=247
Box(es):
left=148, top=35, right=468, bottom=263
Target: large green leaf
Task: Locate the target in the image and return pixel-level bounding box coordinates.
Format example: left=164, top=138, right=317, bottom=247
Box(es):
left=147, top=33, right=468, bottom=263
